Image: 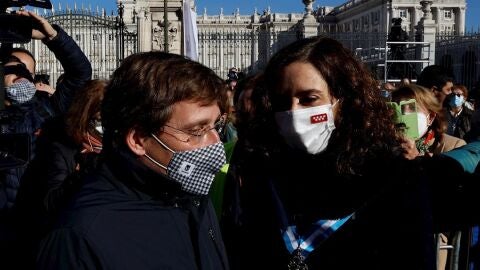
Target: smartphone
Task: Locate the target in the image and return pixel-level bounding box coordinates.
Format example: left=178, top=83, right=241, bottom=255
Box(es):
left=388, top=99, right=420, bottom=140
left=0, top=14, right=33, bottom=44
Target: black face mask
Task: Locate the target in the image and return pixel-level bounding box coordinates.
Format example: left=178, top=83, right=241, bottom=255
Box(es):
left=3, top=64, right=34, bottom=82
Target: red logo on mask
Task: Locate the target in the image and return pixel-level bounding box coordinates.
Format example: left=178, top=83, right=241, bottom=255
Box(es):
left=310, top=113, right=328, bottom=124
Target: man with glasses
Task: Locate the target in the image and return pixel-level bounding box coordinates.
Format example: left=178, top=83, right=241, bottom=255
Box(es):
left=36, top=51, right=230, bottom=270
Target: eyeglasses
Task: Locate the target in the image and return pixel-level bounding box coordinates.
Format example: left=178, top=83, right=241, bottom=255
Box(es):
left=453, top=93, right=464, bottom=97
left=161, top=114, right=227, bottom=144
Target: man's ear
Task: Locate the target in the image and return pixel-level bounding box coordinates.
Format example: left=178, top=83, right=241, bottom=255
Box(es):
left=126, top=128, right=147, bottom=156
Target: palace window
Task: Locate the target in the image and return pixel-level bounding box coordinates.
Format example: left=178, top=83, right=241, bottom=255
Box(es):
left=371, top=11, right=379, bottom=25
left=444, top=10, right=452, bottom=20
left=399, top=9, right=407, bottom=18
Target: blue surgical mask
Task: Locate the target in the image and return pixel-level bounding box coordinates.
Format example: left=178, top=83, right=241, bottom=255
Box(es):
left=449, top=94, right=465, bottom=108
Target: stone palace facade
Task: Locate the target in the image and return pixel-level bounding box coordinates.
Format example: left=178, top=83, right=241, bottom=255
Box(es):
left=20, top=0, right=476, bottom=87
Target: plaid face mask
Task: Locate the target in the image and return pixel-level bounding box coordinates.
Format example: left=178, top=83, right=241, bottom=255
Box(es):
left=145, top=134, right=226, bottom=195
left=5, top=79, right=37, bottom=104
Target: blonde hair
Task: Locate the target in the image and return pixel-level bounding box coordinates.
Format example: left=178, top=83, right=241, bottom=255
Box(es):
left=391, top=83, right=447, bottom=135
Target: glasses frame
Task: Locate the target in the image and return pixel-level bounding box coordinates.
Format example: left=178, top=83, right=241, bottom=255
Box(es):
left=161, top=113, right=227, bottom=143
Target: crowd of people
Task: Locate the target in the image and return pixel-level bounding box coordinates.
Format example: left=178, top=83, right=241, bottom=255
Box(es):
left=0, top=10, right=480, bottom=270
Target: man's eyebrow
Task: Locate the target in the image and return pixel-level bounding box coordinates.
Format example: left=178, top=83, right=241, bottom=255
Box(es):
left=178, top=115, right=222, bottom=130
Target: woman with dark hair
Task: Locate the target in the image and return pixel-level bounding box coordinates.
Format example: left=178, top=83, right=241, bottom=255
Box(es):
left=43, top=79, right=108, bottom=213
left=222, top=36, right=480, bottom=270
left=12, top=79, right=107, bottom=268
left=16, top=79, right=108, bottom=220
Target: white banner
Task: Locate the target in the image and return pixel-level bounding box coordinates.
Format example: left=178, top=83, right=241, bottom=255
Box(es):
left=183, top=0, right=198, bottom=61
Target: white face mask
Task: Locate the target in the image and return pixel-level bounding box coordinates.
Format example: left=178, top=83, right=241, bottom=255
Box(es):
left=274, top=103, right=336, bottom=154
left=417, top=112, right=430, bottom=138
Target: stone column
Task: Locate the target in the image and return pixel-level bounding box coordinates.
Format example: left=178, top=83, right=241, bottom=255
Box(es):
left=458, top=7, right=465, bottom=35
left=413, top=6, right=421, bottom=29
left=301, top=0, right=319, bottom=38
left=415, top=0, right=436, bottom=70
left=252, top=26, right=259, bottom=72
left=138, top=8, right=152, bottom=52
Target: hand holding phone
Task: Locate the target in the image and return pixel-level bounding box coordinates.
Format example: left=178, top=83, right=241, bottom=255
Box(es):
left=388, top=99, right=420, bottom=140
left=15, top=10, right=57, bottom=41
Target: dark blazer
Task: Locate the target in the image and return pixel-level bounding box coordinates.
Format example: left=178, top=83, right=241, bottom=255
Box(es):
left=36, top=150, right=230, bottom=270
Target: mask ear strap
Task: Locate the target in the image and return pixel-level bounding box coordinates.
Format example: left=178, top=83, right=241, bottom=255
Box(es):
left=151, top=133, right=175, bottom=153
left=87, top=133, right=94, bottom=152
left=144, top=153, right=168, bottom=170
left=331, top=98, right=341, bottom=107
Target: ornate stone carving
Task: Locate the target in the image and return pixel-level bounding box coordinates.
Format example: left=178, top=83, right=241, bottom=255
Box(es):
left=152, top=20, right=178, bottom=51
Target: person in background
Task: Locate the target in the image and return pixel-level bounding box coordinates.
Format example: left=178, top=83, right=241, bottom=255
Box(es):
left=0, top=10, right=92, bottom=211
left=210, top=73, right=263, bottom=219
left=232, top=73, right=264, bottom=136
left=0, top=10, right=91, bottom=268
left=417, top=64, right=454, bottom=106
left=392, top=84, right=466, bottom=156
left=36, top=51, right=230, bottom=270
left=380, top=81, right=397, bottom=101
left=221, top=36, right=480, bottom=270
left=445, top=84, right=474, bottom=142
left=12, top=80, right=107, bottom=268
left=392, top=84, right=467, bottom=270
left=34, top=74, right=56, bottom=97
left=220, top=68, right=240, bottom=143
left=469, top=86, right=480, bottom=142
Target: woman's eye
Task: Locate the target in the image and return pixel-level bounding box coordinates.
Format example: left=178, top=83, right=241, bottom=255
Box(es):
left=299, top=96, right=319, bottom=105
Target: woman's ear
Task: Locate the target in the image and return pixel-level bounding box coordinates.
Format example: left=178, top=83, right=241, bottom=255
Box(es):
left=126, top=128, right=147, bottom=156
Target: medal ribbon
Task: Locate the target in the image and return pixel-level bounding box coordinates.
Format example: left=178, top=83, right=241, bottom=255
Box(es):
left=269, top=180, right=352, bottom=259
left=283, top=215, right=352, bottom=256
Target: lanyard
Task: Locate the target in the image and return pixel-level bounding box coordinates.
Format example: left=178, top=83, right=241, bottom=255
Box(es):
left=269, top=179, right=352, bottom=269
left=282, top=215, right=352, bottom=255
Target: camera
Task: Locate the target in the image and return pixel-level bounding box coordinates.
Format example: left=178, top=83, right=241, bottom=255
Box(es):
left=392, top=18, right=402, bottom=26
left=0, top=0, right=52, bottom=44
left=0, top=1, right=52, bottom=170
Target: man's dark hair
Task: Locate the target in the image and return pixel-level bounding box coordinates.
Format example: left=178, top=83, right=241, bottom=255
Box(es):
left=417, top=65, right=454, bottom=90
left=102, top=51, right=228, bottom=152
